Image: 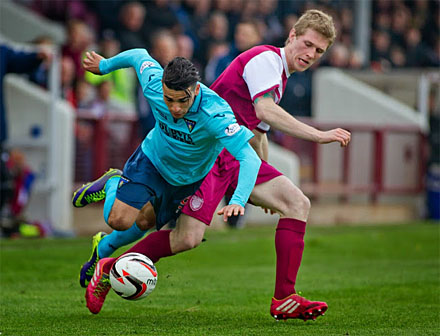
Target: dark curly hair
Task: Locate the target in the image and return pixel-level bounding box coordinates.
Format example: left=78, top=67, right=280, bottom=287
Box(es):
left=162, top=57, right=201, bottom=91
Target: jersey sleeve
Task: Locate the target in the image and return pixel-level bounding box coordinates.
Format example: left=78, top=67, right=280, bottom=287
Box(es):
left=206, top=111, right=254, bottom=152
left=99, top=48, right=162, bottom=93
left=227, top=142, right=261, bottom=207
left=206, top=111, right=261, bottom=207
left=242, top=51, right=283, bottom=102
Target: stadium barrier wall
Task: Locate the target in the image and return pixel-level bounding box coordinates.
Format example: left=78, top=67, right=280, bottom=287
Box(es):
left=5, top=74, right=75, bottom=235
left=0, top=0, right=66, bottom=44
left=277, top=121, right=426, bottom=201
left=313, top=68, right=428, bottom=131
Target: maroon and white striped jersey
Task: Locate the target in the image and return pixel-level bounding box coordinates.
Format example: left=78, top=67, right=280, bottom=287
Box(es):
left=211, top=45, right=290, bottom=132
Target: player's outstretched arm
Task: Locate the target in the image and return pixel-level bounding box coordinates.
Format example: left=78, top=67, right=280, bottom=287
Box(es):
left=83, top=51, right=105, bottom=75
left=254, top=96, right=351, bottom=147
left=222, top=142, right=261, bottom=219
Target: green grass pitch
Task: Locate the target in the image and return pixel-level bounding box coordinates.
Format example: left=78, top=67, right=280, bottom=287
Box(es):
left=1, top=222, right=439, bottom=335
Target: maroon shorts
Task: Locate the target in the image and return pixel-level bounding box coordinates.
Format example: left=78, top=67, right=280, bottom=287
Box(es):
left=181, top=149, right=283, bottom=225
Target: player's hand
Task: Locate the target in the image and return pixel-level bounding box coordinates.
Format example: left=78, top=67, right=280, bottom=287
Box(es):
left=262, top=207, right=276, bottom=215
left=37, top=45, right=53, bottom=64
left=318, top=128, right=351, bottom=147
left=217, top=204, right=245, bottom=222
left=83, top=51, right=104, bottom=74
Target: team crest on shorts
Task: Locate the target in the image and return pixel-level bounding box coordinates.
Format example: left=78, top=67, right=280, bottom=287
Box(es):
left=189, top=195, right=204, bottom=211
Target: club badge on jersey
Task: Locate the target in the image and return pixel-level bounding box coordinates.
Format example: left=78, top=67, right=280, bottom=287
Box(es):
left=225, top=123, right=240, bottom=136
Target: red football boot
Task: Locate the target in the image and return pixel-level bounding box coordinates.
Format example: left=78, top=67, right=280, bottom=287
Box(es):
left=270, top=293, right=328, bottom=321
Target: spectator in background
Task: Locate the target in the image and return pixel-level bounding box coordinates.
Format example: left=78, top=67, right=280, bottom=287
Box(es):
left=420, top=2, right=439, bottom=50
left=374, top=10, right=392, bottom=32
left=213, top=19, right=263, bottom=80
left=29, top=35, right=54, bottom=88
left=196, top=11, right=229, bottom=69
left=389, top=4, right=410, bottom=49
left=85, top=0, right=124, bottom=35
left=116, top=1, right=148, bottom=51
left=176, top=33, right=204, bottom=75
left=142, top=0, right=181, bottom=36
left=174, top=0, right=211, bottom=50
left=405, top=27, right=439, bottom=67
left=85, top=31, right=136, bottom=112
left=348, top=48, right=365, bottom=70
left=150, top=30, right=179, bottom=67
left=0, top=43, right=51, bottom=145
left=176, top=34, right=195, bottom=60
left=338, top=6, right=354, bottom=48
left=74, top=79, right=94, bottom=109
left=30, top=0, right=98, bottom=32
left=88, top=81, right=126, bottom=118
left=136, top=30, right=178, bottom=139
left=323, top=43, right=350, bottom=68
left=62, top=19, right=94, bottom=80
left=203, top=40, right=230, bottom=85
left=256, top=0, right=283, bottom=44
left=371, top=29, right=391, bottom=71
left=389, top=45, right=407, bottom=68
left=60, top=56, right=76, bottom=107
left=273, top=13, right=298, bottom=47
left=0, top=42, right=51, bottom=235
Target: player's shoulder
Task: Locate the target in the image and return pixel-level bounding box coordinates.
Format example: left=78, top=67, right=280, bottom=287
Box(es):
left=239, top=45, right=282, bottom=63
left=198, top=83, right=233, bottom=118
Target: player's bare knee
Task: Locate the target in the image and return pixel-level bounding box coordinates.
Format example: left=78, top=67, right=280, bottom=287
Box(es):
left=135, top=213, right=155, bottom=231
left=179, top=232, right=202, bottom=251
left=280, top=189, right=311, bottom=218
left=299, top=193, right=311, bottom=212
left=107, top=213, right=132, bottom=231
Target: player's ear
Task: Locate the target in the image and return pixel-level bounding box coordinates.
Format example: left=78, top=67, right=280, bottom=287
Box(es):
left=288, top=28, right=296, bottom=44
left=194, top=83, right=200, bottom=96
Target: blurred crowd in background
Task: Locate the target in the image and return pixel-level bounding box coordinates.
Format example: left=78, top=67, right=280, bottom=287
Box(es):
left=13, top=0, right=439, bottom=122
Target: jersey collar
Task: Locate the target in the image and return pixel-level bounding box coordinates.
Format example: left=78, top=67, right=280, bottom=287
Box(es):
left=189, top=83, right=203, bottom=113
left=280, top=48, right=291, bottom=78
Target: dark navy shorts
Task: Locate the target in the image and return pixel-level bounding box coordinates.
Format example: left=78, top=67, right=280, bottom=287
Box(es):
left=117, top=146, right=203, bottom=230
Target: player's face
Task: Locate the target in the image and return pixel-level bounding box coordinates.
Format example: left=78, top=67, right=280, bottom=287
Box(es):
left=162, top=83, right=200, bottom=119
left=285, top=28, right=329, bottom=73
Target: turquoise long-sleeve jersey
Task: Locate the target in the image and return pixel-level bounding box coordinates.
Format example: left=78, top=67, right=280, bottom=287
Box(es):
left=99, top=48, right=261, bottom=207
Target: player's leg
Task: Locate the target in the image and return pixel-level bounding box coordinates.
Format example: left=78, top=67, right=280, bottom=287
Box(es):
left=250, top=175, right=310, bottom=296
left=98, top=160, right=227, bottom=272
left=95, top=147, right=161, bottom=256
left=169, top=214, right=206, bottom=253
left=80, top=147, right=157, bottom=288
left=249, top=168, right=327, bottom=320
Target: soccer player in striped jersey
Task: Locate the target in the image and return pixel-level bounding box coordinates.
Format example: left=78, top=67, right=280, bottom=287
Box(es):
left=179, top=9, right=351, bottom=321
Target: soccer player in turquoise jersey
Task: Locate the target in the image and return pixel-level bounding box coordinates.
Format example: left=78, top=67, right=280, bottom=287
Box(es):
left=73, top=49, right=261, bottom=313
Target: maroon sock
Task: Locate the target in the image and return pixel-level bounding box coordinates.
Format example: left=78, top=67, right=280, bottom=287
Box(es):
left=103, top=230, right=173, bottom=274
left=274, top=218, right=306, bottom=300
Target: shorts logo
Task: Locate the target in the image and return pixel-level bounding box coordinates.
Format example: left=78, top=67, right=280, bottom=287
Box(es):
left=189, top=195, right=204, bottom=211
left=118, top=176, right=131, bottom=188
left=225, top=123, right=240, bottom=136
left=140, top=61, right=155, bottom=74
left=176, top=196, right=190, bottom=214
